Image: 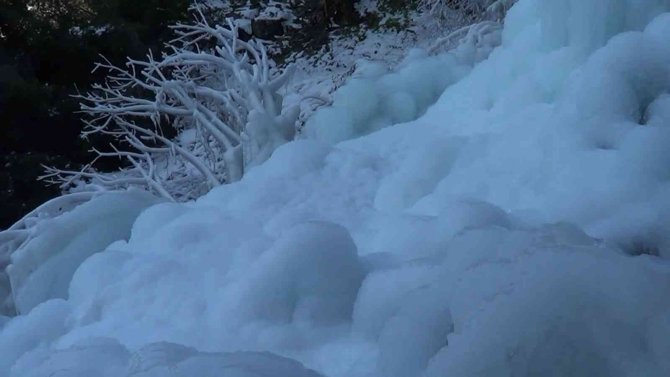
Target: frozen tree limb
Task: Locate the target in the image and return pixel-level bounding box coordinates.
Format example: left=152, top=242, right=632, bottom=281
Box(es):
left=45, top=8, right=298, bottom=201
left=428, top=20, right=502, bottom=55
left=421, top=0, right=516, bottom=21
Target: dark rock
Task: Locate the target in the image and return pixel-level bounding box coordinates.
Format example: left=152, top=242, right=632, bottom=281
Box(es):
left=251, top=18, right=285, bottom=40
left=237, top=27, right=253, bottom=42
left=324, top=0, right=358, bottom=25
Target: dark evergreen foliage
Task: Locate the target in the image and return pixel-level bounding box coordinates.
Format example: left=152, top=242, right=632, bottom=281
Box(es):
left=0, top=0, right=189, bottom=229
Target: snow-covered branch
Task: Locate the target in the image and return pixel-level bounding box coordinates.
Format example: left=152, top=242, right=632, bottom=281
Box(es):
left=421, top=0, right=516, bottom=23
left=46, top=9, right=298, bottom=201
left=424, top=0, right=515, bottom=55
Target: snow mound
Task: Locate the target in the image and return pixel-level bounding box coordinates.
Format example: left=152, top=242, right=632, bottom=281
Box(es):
left=304, top=28, right=502, bottom=144
left=3, top=1, right=670, bottom=376
left=4, top=190, right=160, bottom=315
left=9, top=337, right=323, bottom=377
left=304, top=54, right=470, bottom=143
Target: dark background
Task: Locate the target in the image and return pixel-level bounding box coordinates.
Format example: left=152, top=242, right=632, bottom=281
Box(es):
left=0, top=0, right=189, bottom=228
left=0, top=0, right=369, bottom=229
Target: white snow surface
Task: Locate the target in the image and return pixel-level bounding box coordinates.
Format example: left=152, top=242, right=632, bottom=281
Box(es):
left=4, top=0, right=670, bottom=376
left=5, top=191, right=162, bottom=316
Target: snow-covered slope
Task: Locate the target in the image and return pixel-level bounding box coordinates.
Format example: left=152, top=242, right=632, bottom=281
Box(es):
left=3, top=0, right=670, bottom=376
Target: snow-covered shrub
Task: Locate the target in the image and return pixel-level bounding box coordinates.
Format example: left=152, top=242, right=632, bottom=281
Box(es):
left=427, top=18, right=503, bottom=55
left=44, top=10, right=299, bottom=201
left=422, top=0, right=515, bottom=55
left=421, top=0, right=488, bottom=20
left=421, top=0, right=516, bottom=22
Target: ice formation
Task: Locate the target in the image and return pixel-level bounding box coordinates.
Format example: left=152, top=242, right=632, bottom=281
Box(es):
left=2, top=0, right=670, bottom=376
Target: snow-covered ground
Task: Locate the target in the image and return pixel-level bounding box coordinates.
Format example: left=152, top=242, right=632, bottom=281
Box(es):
left=284, top=0, right=494, bottom=129
left=3, top=0, right=670, bottom=376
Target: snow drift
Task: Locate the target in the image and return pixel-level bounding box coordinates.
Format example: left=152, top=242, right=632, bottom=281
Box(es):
left=2, top=0, right=670, bottom=376
left=0, top=190, right=161, bottom=317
